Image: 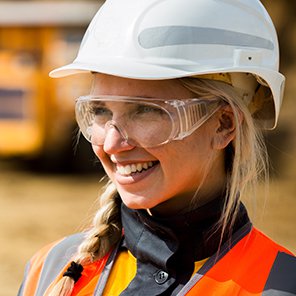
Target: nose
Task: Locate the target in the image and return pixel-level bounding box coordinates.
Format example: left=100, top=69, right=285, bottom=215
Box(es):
left=103, top=123, right=134, bottom=154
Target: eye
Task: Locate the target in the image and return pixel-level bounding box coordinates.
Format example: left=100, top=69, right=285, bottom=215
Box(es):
left=89, top=104, right=112, bottom=117
left=136, top=104, right=164, bottom=115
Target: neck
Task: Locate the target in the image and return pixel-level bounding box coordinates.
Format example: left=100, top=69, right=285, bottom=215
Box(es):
left=149, top=178, right=227, bottom=218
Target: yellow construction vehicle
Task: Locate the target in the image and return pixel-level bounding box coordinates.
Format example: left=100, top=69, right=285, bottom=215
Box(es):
left=0, top=1, right=103, bottom=170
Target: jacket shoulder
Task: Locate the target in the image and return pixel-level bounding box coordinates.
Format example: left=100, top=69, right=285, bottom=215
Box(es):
left=18, top=233, right=85, bottom=296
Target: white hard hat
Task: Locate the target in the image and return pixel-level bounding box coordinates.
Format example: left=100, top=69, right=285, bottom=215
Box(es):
left=50, top=0, right=285, bottom=129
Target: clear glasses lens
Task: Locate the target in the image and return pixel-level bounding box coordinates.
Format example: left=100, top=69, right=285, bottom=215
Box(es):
left=75, top=98, right=174, bottom=148
left=75, top=96, right=223, bottom=148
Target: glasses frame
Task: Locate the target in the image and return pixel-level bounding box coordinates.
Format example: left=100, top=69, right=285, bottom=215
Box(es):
left=75, top=95, right=225, bottom=148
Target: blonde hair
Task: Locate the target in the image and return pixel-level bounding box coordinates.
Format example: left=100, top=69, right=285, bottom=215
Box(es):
left=179, top=78, right=268, bottom=236
left=50, top=77, right=268, bottom=295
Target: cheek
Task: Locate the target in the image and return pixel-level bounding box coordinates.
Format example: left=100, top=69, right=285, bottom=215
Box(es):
left=92, top=144, right=105, bottom=160
left=165, top=131, right=213, bottom=162
left=91, top=144, right=100, bottom=157
left=91, top=145, right=112, bottom=172
left=168, top=133, right=214, bottom=174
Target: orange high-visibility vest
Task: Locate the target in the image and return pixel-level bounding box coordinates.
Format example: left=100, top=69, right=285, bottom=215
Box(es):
left=18, top=227, right=296, bottom=296
left=183, top=227, right=296, bottom=295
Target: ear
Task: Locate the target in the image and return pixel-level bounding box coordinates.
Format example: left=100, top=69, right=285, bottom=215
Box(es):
left=212, top=105, right=242, bottom=150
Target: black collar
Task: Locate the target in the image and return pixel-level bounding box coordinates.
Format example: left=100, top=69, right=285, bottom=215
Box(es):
left=120, top=197, right=250, bottom=295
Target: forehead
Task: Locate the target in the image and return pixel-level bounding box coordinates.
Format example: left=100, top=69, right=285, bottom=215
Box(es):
left=91, top=73, right=194, bottom=99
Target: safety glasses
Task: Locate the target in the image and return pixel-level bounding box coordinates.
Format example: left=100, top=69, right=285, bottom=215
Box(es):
left=75, top=95, right=224, bottom=148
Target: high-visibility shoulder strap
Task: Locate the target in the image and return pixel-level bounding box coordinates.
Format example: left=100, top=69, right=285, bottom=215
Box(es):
left=18, top=239, right=63, bottom=296
left=263, top=251, right=296, bottom=295
left=18, top=233, right=85, bottom=296
left=184, top=227, right=295, bottom=295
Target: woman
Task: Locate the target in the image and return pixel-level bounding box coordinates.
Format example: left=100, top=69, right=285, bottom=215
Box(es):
left=18, top=0, right=296, bottom=295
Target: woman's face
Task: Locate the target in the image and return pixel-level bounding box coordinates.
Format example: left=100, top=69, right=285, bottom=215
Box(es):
left=91, top=73, right=227, bottom=215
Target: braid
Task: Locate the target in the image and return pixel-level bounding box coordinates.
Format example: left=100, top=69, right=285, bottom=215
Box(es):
left=49, top=180, right=121, bottom=296
left=76, top=180, right=121, bottom=263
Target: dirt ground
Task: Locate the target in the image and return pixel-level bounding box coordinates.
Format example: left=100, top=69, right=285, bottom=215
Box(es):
left=0, top=163, right=103, bottom=295
left=1, top=155, right=296, bottom=295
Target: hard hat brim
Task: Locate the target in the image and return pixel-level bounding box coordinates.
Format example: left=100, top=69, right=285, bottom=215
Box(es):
left=50, top=59, right=195, bottom=79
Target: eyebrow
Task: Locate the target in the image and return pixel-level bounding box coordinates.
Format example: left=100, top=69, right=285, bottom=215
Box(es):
left=89, top=100, right=137, bottom=110
left=89, top=101, right=105, bottom=107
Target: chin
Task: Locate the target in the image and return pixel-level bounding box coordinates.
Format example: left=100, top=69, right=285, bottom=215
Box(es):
left=121, top=198, right=150, bottom=210
left=119, top=192, right=158, bottom=210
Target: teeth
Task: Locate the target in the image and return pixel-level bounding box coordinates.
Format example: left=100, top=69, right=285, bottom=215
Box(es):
left=117, top=161, right=155, bottom=176
left=136, top=163, right=142, bottom=172
left=125, top=165, right=131, bottom=175
left=131, top=164, right=137, bottom=172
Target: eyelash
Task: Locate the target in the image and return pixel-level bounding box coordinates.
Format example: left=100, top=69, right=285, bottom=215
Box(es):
left=90, top=106, right=111, bottom=116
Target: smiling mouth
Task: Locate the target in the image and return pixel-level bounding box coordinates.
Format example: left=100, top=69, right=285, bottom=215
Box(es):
left=116, top=161, right=159, bottom=176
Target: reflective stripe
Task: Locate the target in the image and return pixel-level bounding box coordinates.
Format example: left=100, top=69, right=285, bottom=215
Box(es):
left=17, top=261, right=31, bottom=296
left=263, top=252, right=296, bottom=295
left=35, top=233, right=85, bottom=296
left=138, top=26, right=274, bottom=50
left=183, top=228, right=295, bottom=295
left=94, top=241, right=121, bottom=296
left=178, top=222, right=252, bottom=295
left=19, top=239, right=63, bottom=295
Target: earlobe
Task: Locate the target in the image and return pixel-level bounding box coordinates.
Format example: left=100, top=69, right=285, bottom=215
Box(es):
left=212, top=107, right=239, bottom=150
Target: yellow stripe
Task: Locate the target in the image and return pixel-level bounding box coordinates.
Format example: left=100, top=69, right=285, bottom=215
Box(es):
left=103, top=250, right=137, bottom=296
left=103, top=250, right=208, bottom=295
left=192, top=257, right=209, bottom=275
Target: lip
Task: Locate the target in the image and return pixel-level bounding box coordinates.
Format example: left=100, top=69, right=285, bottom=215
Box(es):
left=114, top=162, right=159, bottom=185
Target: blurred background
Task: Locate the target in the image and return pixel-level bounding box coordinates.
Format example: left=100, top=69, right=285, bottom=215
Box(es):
left=0, top=1, right=295, bottom=294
